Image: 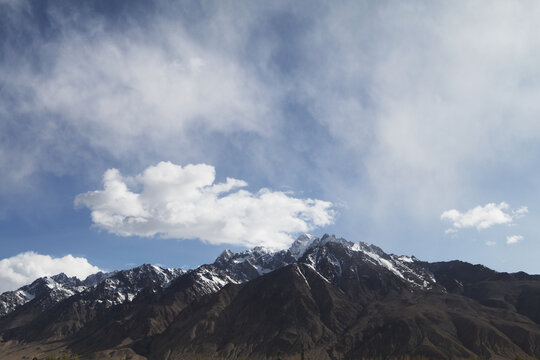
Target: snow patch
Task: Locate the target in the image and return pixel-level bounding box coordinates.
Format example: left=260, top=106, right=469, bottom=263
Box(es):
left=304, top=263, right=330, bottom=283
left=295, top=265, right=310, bottom=289
left=16, top=290, right=35, bottom=301
left=290, top=234, right=317, bottom=259
left=398, top=256, right=414, bottom=263
left=362, top=250, right=406, bottom=280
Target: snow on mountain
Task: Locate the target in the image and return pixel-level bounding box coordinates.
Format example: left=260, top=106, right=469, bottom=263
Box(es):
left=0, top=265, right=184, bottom=317
left=300, top=234, right=435, bottom=289
left=181, top=245, right=296, bottom=298
left=214, top=245, right=294, bottom=279
left=185, top=233, right=435, bottom=300
left=1, top=233, right=433, bottom=318
left=75, top=264, right=185, bottom=309
left=290, top=233, right=318, bottom=259
left=0, top=273, right=88, bottom=317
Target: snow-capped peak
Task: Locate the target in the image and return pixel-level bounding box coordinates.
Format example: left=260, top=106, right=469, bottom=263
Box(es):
left=289, top=234, right=352, bottom=259
left=251, top=246, right=274, bottom=255
left=1, top=234, right=434, bottom=320
left=216, top=249, right=234, bottom=262
left=0, top=273, right=87, bottom=317
left=0, top=264, right=186, bottom=318
left=288, top=234, right=434, bottom=289
left=289, top=234, right=318, bottom=259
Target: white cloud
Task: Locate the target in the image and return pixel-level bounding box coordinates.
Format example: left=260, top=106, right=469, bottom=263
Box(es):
left=299, top=2, right=540, bottom=221
left=75, top=162, right=335, bottom=249
left=4, top=1, right=540, bottom=248
left=506, top=235, right=523, bottom=244
left=485, top=241, right=496, bottom=246
left=441, top=202, right=527, bottom=232
left=28, top=33, right=271, bottom=152
left=0, top=252, right=101, bottom=293
left=0, top=5, right=278, bottom=192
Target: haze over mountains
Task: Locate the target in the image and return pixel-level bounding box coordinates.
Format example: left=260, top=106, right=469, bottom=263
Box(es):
left=1, top=234, right=540, bottom=360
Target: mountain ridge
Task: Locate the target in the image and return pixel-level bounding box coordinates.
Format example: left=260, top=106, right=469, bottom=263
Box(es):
left=1, top=234, right=540, bottom=359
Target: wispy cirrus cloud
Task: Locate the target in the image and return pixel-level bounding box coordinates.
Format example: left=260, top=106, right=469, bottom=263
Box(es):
left=3, top=1, right=540, bottom=273
left=4, top=1, right=540, bottom=223
left=0, top=2, right=278, bottom=195
left=441, top=202, right=527, bottom=233
left=75, top=162, right=335, bottom=249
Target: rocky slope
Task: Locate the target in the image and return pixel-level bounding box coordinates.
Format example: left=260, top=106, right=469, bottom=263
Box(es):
left=0, top=272, right=110, bottom=318
left=1, top=234, right=540, bottom=359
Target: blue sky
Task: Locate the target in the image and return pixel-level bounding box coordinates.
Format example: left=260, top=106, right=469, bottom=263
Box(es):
left=1, top=0, right=540, bottom=292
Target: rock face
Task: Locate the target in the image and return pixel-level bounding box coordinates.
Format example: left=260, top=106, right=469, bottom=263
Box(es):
left=0, top=272, right=115, bottom=318
left=1, top=234, right=540, bottom=360
left=0, top=265, right=184, bottom=318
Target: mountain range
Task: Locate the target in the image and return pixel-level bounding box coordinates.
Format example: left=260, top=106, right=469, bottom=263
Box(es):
left=1, top=234, right=539, bottom=359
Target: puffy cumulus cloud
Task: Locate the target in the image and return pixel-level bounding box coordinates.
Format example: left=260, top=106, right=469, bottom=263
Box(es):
left=0, top=252, right=101, bottom=293
left=506, top=235, right=523, bottom=245
left=441, top=202, right=528, bottom=232
left=75, top=162, right=335, bottom=249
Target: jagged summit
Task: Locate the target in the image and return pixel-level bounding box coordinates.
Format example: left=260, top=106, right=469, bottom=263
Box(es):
left=206, top=233, right=436, bottom=297
left=0, top=264, right=184, bottom=318
left=1, top=233, right=427, bottom=318
left=0, top=273, right=88, bottom=317
left=290, top=233, right=361, bottom=256
left=289, top=233, right=318, bottom=258
left=2, top=234, right=540, bottom=359
left=215, top=248, right=234, bottom=263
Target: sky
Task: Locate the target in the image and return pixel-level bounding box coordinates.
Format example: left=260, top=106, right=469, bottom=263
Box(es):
left=2, top=0, right=540, bottom=292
